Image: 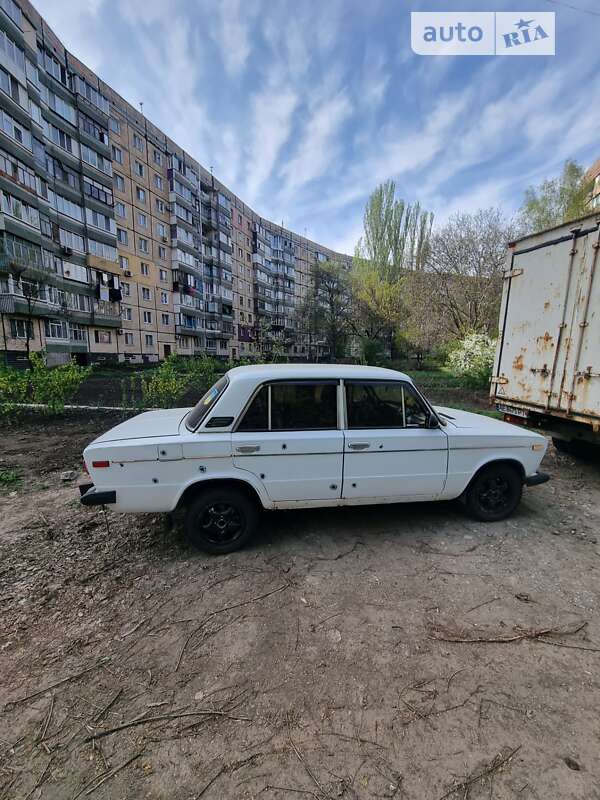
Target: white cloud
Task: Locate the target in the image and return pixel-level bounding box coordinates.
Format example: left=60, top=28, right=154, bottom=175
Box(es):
left=208, top=0, right=257, bottom=78
left=243, top=81, right=298, bottom=204
left=280, top=90, right=353, bottom=194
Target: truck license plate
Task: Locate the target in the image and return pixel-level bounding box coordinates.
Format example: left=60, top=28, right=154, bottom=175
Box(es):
left=496, top=403, right=529, bottom=418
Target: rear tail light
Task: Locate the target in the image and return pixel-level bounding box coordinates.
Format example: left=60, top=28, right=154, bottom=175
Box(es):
left=92, top=460, right=110, bottom=468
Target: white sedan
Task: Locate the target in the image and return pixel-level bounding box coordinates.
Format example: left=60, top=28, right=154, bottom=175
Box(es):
left=81, top=364, right=549, bottom=553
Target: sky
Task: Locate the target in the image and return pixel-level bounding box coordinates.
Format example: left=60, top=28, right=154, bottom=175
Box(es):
left=33, top=0, right=600, bottom=255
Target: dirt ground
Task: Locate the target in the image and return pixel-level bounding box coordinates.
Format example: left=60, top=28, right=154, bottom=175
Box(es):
left=1, top=412, right=600, bottom=800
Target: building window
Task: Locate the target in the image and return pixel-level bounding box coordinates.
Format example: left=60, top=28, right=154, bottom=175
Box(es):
left=158, top=246, right=166, bottom=260
left=143, top=311, right=152, bottom=324
left=157, top=222, right=167, bottom=238
left=124, top=332, right=134, bottom=345
left=109, top=117, right=121, bottom=134
left=153, top=173, right=163, bottom=190
left=138, top=212, right=147, bottom=227
left=155, top=199, right=165, bottom=213
left=141, top=287, right=151, bottom=301
left=9, top=319, right=34, bottom=339
left=44, top=318, right=68, bottom=340
left=122, top=282, right=130, bottom=296
left=145, top=334, right=153, bottom=346
left=94, top=329, right=112, bottom=344
left=160, top=291, right=168, bottom=304
left=133, top=133, right=143, bottom=151
left=138, top=237, right=149, bottom=254
left=115, top=202, right=126, bottom=219
left=153, top=149, right=162, bottom=165
left=122, top=306, right=132, bottom=321
left=134, top=160, right=144, bottom=177
left=161, top=313, right=169, bottom=325
left=119, top=255, right=129, bottom=270
left=159, top=269, right=168, bottom=282
left=114, top=173, right=125, bottom=191
left=141, top=262, right=149, bottom=276
left=136, top=186, right=146, bottom=202
left=117, top=228, right=128, bottom=245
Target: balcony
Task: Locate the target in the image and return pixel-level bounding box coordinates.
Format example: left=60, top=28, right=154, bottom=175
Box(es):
left=0, top=292, right=67, bottom=318
left=176, top=324, right=202, bottom=338
left=92, top=308, right=122, bottom=328
left=87, top=254, right=120, bottom=274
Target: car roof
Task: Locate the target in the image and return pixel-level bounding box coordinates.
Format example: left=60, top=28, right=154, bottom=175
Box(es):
left=225, top=363, right=412, bottom=384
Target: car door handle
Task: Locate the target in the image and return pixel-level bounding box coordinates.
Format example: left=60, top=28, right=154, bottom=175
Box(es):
left=236, top=445, right=260, bottom=454
left=348, top=442, right=370, bottom=450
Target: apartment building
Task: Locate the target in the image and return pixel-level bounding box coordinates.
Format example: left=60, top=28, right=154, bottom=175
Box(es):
left=0, top=0, right=350, bottom=368
left=586, top=157, right=600, bottom=211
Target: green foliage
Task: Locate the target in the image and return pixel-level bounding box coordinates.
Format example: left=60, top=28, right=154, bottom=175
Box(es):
left=0, top=467, right=21, bottom=488
left=357, top=180, right=434, bottom=278
left=0, top=353, right=90, bottom=416
left=520, top=159, right=592, bottom=233
left=140, top=355, right=189, bottom=408
left=0, top=366, right=29, bottom=418
left=446, top=332, right=497, bottom=389
left=28, top=353, right=92, bottom=413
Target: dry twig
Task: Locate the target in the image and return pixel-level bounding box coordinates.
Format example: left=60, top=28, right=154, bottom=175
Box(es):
left=428, top=620, right=586, bottom=645
left=84, top=708, right=251, bottom=742
left=438, top=745, right=521, bottom=799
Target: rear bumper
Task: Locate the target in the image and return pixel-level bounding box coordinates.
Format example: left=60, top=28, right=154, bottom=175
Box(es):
left=525, top=471, right=550, bottom=487
left=79, top=483, right=116, bottom=506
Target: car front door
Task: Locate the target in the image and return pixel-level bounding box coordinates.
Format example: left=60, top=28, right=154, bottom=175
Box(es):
left=342, top=380, right=448, bottom=500
left=232, top=380, right=343, bottom=502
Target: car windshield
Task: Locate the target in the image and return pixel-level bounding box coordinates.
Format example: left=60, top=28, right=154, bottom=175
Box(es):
left=185, top=375, right=229, bottom=430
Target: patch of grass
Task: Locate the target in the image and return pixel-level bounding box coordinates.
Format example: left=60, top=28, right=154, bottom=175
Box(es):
left=0, top=467, right=22, bottom=488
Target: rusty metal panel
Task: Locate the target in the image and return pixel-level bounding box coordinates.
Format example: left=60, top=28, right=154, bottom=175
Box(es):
left=492, top=216, right=600, bottom=425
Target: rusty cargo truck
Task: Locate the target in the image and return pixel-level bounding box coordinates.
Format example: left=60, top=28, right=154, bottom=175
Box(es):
left=491, top=213, right=600, bottom=455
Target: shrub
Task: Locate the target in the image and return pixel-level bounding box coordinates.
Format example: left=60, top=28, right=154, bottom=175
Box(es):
left=0, top=367, right=29, bottom=418
left=140, top=355, right=188, bottom=408
left=29, top=352, right=92, bottom=413
left=446, top=332, right=497, bottom=389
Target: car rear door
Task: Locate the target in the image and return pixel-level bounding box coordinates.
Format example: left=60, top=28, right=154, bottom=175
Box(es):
left=232, top=380, right=343, bottom=502
left=342, top=380, right=448, bottom=500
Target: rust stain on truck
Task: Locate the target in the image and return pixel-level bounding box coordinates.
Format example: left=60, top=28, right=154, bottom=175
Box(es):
left=492, top=214, right=600, bottom=439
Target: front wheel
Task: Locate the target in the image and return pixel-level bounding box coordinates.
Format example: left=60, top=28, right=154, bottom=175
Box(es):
left=463, top=463, right=523, bottom=522
left=185, top=487, right=258, bottom=554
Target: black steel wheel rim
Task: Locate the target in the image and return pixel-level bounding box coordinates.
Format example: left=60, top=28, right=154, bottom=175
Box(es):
left=199, top=502, right=244, bottom=544
left=478, top=475, right=512, bottom=513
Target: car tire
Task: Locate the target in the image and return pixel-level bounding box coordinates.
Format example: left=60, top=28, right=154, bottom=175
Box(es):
left=184, top=487, right=258, bottom=554
left=463, top=463, right=523, bottom=522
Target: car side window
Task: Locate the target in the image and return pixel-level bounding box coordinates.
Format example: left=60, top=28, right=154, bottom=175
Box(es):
left=346, top=381, right=428, bottom=429
left=237, top=385, right=269, bottom=431
left=236, top=381, right=338, bottom=432
left=271, top=382, right=337, bottom=431
left=403, top=385, right=428, bottom=427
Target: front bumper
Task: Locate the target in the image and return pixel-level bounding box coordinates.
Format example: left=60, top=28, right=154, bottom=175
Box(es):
left=525, top=471, right=550, bottom=487
left=79, top=483, right=116, bottom=506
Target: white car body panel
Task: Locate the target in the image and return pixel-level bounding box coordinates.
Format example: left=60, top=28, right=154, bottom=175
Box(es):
left=82, top=364, right=548, bottom=514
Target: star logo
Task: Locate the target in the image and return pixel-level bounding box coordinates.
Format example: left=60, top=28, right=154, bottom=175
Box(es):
left=515, top=18, right=534, bottom=29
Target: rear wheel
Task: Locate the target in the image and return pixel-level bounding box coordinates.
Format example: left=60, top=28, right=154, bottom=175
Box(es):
left=185, top=487, right=258, bottom=554
left=463, top=463, right=522, bottom=522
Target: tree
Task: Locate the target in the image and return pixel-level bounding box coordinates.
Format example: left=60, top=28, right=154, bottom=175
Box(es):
left=357, top=180, right=433, bottom=278
left=520, top=159, right=593, bottom=233
left=412, top=208, right=516, bottom=341
left=351, top=181, right=434, bottom=360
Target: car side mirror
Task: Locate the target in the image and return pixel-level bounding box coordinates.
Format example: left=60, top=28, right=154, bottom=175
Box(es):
left=428, top=414, right=442, bottom=428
